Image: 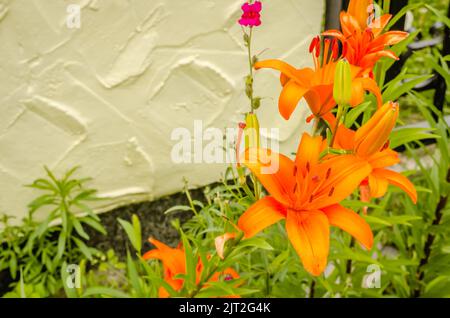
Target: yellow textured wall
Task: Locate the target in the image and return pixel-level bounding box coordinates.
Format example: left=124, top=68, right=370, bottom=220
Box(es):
left=0, top=0, right=324, bottom=222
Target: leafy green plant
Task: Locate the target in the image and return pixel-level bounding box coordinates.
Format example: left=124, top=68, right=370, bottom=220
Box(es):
left=0, top=166, right=106, bottom=297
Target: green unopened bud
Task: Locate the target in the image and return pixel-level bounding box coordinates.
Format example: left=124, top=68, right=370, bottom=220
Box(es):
left=245, top=75, right=253, bottom=99
left=244, top=113, right=260, bottom=149
left=252, top=55, right=258, bottom=66
left=252, top=97, right=261, bottom=110
left=333, top=59, right=352, bottom=106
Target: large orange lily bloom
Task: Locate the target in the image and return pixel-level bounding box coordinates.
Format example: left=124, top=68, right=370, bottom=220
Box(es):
left=143, top=238, right=239, bottom=297
left=238, top=133, right=373, bottom=276
left=328, top=101, right=417, bottom=203
left=323, top=0, right=408, bottom=76
left=254, top=37, right=381, bottom=120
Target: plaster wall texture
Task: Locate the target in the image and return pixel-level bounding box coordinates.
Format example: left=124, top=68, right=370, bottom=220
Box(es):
left=0, top=0, right=324, bottom=222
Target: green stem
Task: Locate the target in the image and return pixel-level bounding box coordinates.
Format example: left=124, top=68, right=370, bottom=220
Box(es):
left=247, top=27, right=254, bottom=111
left=330, top=104, right=344, bottom=147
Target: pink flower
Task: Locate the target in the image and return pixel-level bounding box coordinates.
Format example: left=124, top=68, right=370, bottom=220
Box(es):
left=238, top=1, right=262, bottom=27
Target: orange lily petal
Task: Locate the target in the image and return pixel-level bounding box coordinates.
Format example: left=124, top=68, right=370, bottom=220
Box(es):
left=347, top=0, right=372, bottom=29
left=354, top=102, right=399, bottom=157
left=375, top=168, right=417, bottom=203
left=334, top=124, right=356, bottom=150
left=340, top=12, right=364, bottom=35
left=286, top=210, right=330, bottom=276
left=279, top=81, right=309, bottom=120
left=322, top=204, right=373, bottom=249
left=158, top=276, right=183, bottom=298
left=360, top=50, right=399, bottom=70
left=361, top=77, right=383, bottom=107
left=238, top=196, right=286, bottom=238
left=368, top=149, right=400, bottom=169
left=369, top=31, right=409, bottom=52
left=241, top=148, right=296, bottom=205
left=322, top=29, right=346, bottom=42
left=369, top=14, right=392, bottom=37
left=143, top=238, right=186, bottom=275
left=304, top=85, right=335, bottom=116
left=310, top=155, right=372, bottom=209
left=368, top=171, right=389, bottom=198
left=254, top=59, right=298, bottom=79
left=294, top=133, right=324, bottom=175
left=350, top=78, right=365, bottom=107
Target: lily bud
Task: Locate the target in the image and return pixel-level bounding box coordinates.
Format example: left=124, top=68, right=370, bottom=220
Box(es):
left=354, top=102, right=399, bottom=157
left=244, top=112, right=260, bottom=149
left=333, top=59, right=352, bottom=106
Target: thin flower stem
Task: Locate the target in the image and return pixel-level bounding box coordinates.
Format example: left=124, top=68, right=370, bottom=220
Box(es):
left=330, top=104, right=347, bottom=147
left=248, top=27, right=254, bottom=111
left=243, top=26, right=261, bottom=201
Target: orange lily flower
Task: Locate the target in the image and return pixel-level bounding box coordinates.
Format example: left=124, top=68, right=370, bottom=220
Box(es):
left=254, top=36, right=381, bottom=121
left=328, top=101, right=417, bottom=204
left=238, top=133, right=373, bottom=276
left=323, top=0, right=408, bottom=76
left=143, top=238, right=239, bottom=298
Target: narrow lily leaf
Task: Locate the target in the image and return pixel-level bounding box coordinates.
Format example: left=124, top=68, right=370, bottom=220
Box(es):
left=180, top=231, right=197, bottom=292
left=131, top=214, right=142, bottom=255
left=82, top=287, right=130, bottom=298
left=118, top=218, right=140, bottom=253
left=390, top=127, right=439, bottom=149
left=383, top=75, right=433, bottom=101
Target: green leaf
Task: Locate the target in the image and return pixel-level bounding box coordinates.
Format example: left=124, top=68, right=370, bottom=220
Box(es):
left=390, top=127, right=439, bottom=149
left=365, top=215, right=422, bottom=227
left=345, top=101, right=371, bottom=127
left=237, top=237, right=273, bottom=251
left=72, top=237, right=92, bottom=260
left=127, top=250, right=144, bottom=297
left=56, top=231, right=67, bottom=261
left=72, top=217, right=90, bottom=240
left=80, top=217, right=106, bottom=235
left=424, top=4, right=450, bottom=28
left=82, top=287, right=130, bottom=298
left=386, top=3, right=423, bottom=30
left=118, top=218, right=140, bottom=253
left=9, top=254, right=17, bottom=279
left=383, top=74, right=433, bottom=101
left=131, top=214, right=142, bottom=254
left=164, top=205, right=193, bottom=214
left=180, top=231, right=196, bottom=292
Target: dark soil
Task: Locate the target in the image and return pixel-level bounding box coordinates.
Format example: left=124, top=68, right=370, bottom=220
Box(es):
left=85, top=187, right=207, bottom=258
